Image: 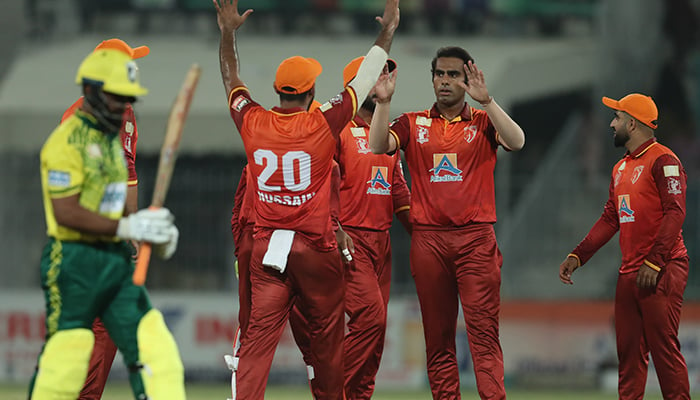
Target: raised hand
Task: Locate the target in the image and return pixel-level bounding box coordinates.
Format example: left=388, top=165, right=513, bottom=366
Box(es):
left=462, top=60, right=490, bottom=105
left=376, top=0, right=400, bottom=32
left=374, top=64, right=397, bottom=104
left=213, top=0, right=253, bottom=32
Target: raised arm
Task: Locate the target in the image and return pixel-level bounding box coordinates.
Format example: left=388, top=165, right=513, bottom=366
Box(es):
left=348, top=0, right=400, bottom=108
left=369, top=67, right=398, bottom=154
left=214, top=0, right=253, bottom=97
left=462, top=60, right=525, bottom=151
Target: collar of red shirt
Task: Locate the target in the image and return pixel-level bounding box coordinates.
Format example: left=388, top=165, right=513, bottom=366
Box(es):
left=429, top=102, right=473, bottom=121
left=270, top=106, right=309, bottom=115
left=627, top=137, right=657, bottom=158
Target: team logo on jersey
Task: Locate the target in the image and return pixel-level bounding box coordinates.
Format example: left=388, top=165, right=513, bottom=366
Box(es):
left=464, top=125, right=478, bottom=143
left=231, top=95, right=249, bottom=112
left=124, top=121, right=134, bottom=135
left=330, top=94, right=343, bottom=106
left=618, top=194, right=635, bottom=223
left=355, top=137, right=371, bottom=154
left=631, top=166, right=644, bottom=184
left=417, top=126, right=430, bottom=144
left=668, top=178, right=682, bottom=195
left=366, top=166, right=391, bottom=195
left=429, top=153, right=463, bottom=182
left=48, top=170, right=70, bottom=188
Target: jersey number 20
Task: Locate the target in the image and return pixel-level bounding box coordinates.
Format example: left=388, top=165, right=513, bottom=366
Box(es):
left=254, top=149, right=311, bottom=192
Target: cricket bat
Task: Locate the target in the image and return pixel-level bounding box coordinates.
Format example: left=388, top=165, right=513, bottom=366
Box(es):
left=132, top=63, right=202, bottom=286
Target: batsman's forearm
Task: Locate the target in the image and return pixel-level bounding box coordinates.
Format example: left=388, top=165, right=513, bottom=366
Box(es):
left=484, top=100, right=525, bottom=151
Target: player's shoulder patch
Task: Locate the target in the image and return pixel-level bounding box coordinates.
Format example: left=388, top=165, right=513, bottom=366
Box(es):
left=48, top=170, right=71, bottom=187
left=231, top=95, right=250, bottom=112
left=663, top=165, right=680, bottom=177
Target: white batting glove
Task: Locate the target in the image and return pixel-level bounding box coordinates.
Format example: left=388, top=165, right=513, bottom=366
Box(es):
left=116, top=208, right=174, bottom=244
left=154, top=225, right=179, bottom=260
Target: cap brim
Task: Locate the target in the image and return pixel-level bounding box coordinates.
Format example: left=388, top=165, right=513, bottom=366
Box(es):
left=601, top=96, right=621, bottom=110
left=387, top=58, right=397, bottom=72
left=132, top=45, right=150, bottom=59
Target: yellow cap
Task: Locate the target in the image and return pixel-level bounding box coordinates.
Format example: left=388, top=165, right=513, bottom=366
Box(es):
left=75, top=49, right=148, bottom=97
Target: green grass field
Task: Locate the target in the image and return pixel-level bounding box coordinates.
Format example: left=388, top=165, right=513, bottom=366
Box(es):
left=1, top=382, right=687, bottom=400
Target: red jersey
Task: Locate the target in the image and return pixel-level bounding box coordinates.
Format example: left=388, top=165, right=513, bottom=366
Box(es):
left=336, top=116, right=410, bottom=231
left=390, top=103, right=499, bottom=228
left=61, top=97, right=139, bottom=186
left=572, top=139, right=687, bottom=273
left=228, top=86, right=358, bottom=249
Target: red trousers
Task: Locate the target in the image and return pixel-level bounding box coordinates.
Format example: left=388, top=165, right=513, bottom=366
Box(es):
left=410, top=224, right=505, bottom=400
left=235, top=225, right=255, bottom=337
left=342, top=227, right=391, bottom=400
left=615, top=257, right=689, bottom=400
left=78, top=318, right=117, bottom=400
left=237, top=234, right=345, bottom=400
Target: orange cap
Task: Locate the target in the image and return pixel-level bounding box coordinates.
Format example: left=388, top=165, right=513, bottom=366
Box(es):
left=602, top=93, right=658, bottom=129
left=343, top=56, right=397, bottom=87
left=94, top=38, right=150, bottom=59
left=274, top=56, right=322, bottom=95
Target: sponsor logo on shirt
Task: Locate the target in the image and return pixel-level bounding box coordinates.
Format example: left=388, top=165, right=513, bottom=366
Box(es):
left=257, top=191, right=316, bottom=206
left=99, top=182, right=127, bottom=213
left=464, top=125, right=478, bottom=143
left=668, top=178, right=682, bottom=195
left=366, top=166, right=391, bottom=195
left=124, top=121, right=134, bottom=135
left=614, top=161, right=626, bottom=187
left=429, top=153, right=463, bottom=182
left=631, top=166, right=644, bottom=184
left=87, top=143, right=102, bottom=159
left=618, top=194, right=635, bottom=223
left=48, top=170, right=70, bottom=187
left=231, top=95, right=249, bottom=112
left=663, top=165, right=680, bottom=177
left=350, top=127, right=366, bottom=137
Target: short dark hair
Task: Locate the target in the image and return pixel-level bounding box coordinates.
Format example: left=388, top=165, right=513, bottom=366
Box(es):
left=278, top=89, right=311, bottom=103
left=430, top=46, right=474, bottom=82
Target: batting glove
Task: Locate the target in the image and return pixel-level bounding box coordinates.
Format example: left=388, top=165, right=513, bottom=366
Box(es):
left=117, top=208, right=174, bottom=244
left=154, top=225, right=179, bottom=260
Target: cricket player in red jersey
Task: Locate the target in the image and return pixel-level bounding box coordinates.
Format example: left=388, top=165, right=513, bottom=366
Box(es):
left=57, top=38, right=148, bottom=400
left=214, top=0, right=399, bottom=397
left=335, top=56, right=411, bottom=400
left=559, top=93, right=690, bottom=400
left=370, top=46, right=525, bottom=399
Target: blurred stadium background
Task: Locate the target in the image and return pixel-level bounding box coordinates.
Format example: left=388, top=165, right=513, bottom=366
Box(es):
left=2, top=0, right=700, bottom=397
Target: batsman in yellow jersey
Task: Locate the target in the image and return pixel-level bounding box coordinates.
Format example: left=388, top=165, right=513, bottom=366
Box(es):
left=29, top=48, right=185, bottom=400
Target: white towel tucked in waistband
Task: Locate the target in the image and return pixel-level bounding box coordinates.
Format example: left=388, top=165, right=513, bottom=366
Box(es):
left=262, top=229, right=295, bottom=273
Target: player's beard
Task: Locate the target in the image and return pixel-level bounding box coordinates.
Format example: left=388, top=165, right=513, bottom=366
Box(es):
left=361, top=96, right=376, bottom=113
left=613, top=127, right=630, bottom=148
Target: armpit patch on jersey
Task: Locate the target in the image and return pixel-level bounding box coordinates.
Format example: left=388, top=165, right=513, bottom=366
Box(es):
left=48, top=170, right=70, bottom=187
left=231, top=95, right=250, bottom=112
left=663, top=165, right=680, bottom=177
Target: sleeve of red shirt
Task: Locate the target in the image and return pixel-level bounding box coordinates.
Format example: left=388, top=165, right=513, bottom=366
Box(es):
left=228, top=87, right=258, bottom=133
left=330, top=161, right=341, bottom=231
left=391, top=155, right=411, bottom=213
left=389, top=114, right=411, bottom=152
left=123, top=106, right=138, bottom=186
left=644, top=154, right=687, bottom=269
left=571, top=177, right=620, bottom=266
left=231, top=165, right=248, bottom=244
left=319, top=89, right=359, bottom=139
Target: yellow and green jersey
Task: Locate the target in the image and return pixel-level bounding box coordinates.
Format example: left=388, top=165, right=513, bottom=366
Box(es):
left=40, top=110, right=128, bottom=242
